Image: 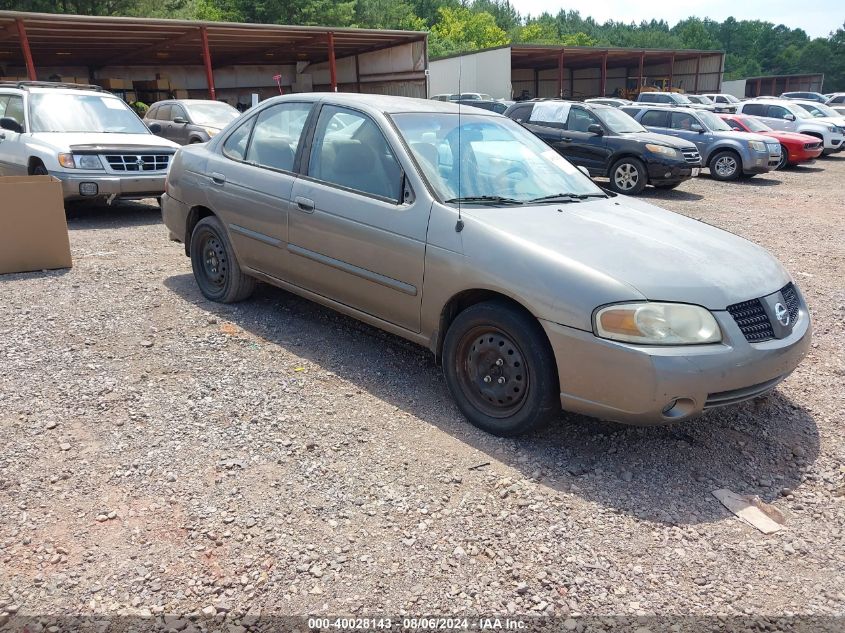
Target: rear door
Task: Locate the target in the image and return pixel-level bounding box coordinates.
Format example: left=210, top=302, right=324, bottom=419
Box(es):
left=204, top=100, right=313, bottom=279
left=522, top=102, right=568, bottom=147
left=563, top=106, right=611, bottom=174
left=287, top=104, right=428, bottom=332
left=638, top=108, right=671, bottom=134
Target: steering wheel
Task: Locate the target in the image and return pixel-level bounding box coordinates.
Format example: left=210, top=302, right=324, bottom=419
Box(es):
left=499, top=165, right=529, bottom=194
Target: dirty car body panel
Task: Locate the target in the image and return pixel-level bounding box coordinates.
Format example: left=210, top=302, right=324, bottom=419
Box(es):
left=162, top=94, right=811, bottom=430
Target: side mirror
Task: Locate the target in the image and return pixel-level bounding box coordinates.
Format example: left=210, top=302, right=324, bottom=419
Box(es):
left=173, top=117, right=188, bottom=124
left=0, top=117, right=23, bottom=134
left=691, top=123, right=704, bottom=133
left=577, top=165, right=590, bottom=178
left=587, top=123, right=604, bottom=136
left=148, top=122, right=162, bottom=134
left=784, top=114, right=796, bottom=121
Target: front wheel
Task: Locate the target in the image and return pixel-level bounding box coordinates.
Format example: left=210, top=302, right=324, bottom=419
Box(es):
left=189, top=215, right=256, bottom=303
left=776, top=145, right=789, bottom=170
left=607, top=157, right=647, bottom=195
left=709, top=150, right=741, bottom=181
left=442, top=300, right=560, bottom=436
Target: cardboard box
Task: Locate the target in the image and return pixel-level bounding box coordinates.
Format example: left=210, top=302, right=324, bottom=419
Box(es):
left=133, top=79, right=170, bottom=91
left=174, top=89, right=190, bottom=99
left=98, top=78, right=131, bottom=90
left=0, top=176, right=72, bottom=275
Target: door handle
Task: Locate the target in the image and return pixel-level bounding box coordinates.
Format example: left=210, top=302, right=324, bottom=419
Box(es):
left=210, top=172, right=226, bottom=185
left=560, top=137, right=573, bottom=143
left=0, top=133, right=5, bottom=140
left=295, top=196, right=315, bottom=213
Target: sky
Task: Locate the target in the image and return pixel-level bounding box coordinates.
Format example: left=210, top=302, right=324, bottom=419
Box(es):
left=517, top=0, right=844, bottom=39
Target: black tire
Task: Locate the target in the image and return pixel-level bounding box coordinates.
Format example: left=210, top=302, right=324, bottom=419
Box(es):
left=442, top=300, right=560, bottom=436
left=708, top=150, right=741, bottom=181
left=607, top=157, right=647, bottom=195
left=652, top=182, right=682, bottom=190
left=189, top=215, right=255, bottom=303
left=776, top=145, right=789, bottom=170
left=31, top=162, right=48, bottom=176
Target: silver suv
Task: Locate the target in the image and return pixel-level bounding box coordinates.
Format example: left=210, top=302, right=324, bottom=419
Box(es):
left=622, top=105, right=780, bottom=180
left=736, top=98, right=845, bottom=155
left=0, top=81, right=179, bottom=201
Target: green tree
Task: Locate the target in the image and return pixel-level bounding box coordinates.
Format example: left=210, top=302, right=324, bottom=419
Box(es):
left=429, top=5, right=509, bottom=57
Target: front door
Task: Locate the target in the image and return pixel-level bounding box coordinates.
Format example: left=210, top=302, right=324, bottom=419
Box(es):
left=668, top=111, right=713, bottom=155
left=288, top=104, right=428, bottom=333
left=765, top=104, right=798, bottom=132
left=205, top=101, right=313, bottom=279
left=169, top=103, right=191, bottom=145
left=0, top=94, right=28, bottom=176
left=563, top=106, right=610, bottom=174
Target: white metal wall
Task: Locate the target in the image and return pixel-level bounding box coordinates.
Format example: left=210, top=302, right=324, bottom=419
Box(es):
left=428, top=47, right=512, bottom=99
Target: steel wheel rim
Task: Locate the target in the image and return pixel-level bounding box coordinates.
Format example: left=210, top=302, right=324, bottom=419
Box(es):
left=614, top=163, right=639, bottom=190
left=200, top=232, right=227, bottom=288
left=455, top=326, right=530, bottom=418
left=715, top=156, right=737, bottom=177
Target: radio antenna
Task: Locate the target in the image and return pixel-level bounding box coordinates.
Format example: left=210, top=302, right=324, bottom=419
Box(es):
left=455, top=52, right=464, bottom=233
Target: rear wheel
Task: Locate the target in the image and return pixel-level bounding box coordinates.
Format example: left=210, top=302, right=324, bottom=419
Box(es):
left=708, top=150, right=741, bottom=181
left=608, top=157, right=647, bottom=195
left=776, top=145, right=789, bottom=170
left=442, top=300, right=560, bottom=436
left=189, top=215, right=255, bottom=303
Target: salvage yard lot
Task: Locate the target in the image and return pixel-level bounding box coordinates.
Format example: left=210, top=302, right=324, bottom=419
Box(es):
left=1, top=159, right=844, bottom=622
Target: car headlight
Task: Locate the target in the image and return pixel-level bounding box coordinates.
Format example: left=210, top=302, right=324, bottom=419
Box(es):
left=748, top=140, right=767, bottom=152
left=645, top=143, right=680, bottom=158
left=594, top=302, right=722, bottom=345
left=57, top=153, right=104, bottom=170
left=827, top=126, right=838, bottom=133
left=204, top=127, right=220, bottom=137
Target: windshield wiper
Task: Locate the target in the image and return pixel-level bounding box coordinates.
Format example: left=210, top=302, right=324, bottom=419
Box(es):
left=445, top=195, right=523, bottom=205
left=527, top=192, right=608, bottom=203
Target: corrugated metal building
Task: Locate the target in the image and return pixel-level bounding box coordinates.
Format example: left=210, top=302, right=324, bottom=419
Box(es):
left=0, top=11, right=428, bottom=105
left=430, top=45, right=724, bottom=100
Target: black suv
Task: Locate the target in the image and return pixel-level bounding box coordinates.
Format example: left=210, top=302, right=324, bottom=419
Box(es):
left=504, top=100, right=702, bottom=194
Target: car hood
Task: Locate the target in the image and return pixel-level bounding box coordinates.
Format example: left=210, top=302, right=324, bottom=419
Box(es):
left=800, top=117, right=844, bottom=129
left=30, top=132, right=180, bottom=151
left=617, top=131, right=697, bottom=150
left=721, top=130, right=774, bottom=144
left=463, top=196, right=789, bottom=311
left=761, top=130, right=822, bottom=144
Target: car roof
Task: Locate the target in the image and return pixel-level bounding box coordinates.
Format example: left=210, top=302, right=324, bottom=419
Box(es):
left=264, top=92, right=501, bottom=116
left=626, top=104, right=699, bottom=114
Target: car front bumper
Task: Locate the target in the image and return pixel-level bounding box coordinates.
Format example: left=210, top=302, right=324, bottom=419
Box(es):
left=743, top=152, right=778, bottom=174
left=540, top=300, right=812, bottom=425
left=50, top=170, right=167, bottom=201
left=645, top=160, right=700, bottom=185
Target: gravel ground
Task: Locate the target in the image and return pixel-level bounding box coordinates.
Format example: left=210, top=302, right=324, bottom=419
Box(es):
left=1, top=158, right=844, bottom=629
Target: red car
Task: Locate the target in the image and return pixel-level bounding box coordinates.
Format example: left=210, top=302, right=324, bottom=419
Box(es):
left=719, top=113, right=824, bottom=169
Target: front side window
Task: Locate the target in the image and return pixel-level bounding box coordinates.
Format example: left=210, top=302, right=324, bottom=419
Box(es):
left=670, top=112, right=699, bottom=131
left=767, top=105, right=791, bottom=120
left=308, top=105, right=402, bottom=202
left=1, top=95, right=24, bottom=126
left=596, top=107, right=645, bottom=133
left=391, top=112, right=605, bottom=204
left=566, top=107, right=602, bottom=132
left=170, top=104, right=188, bottom=122
left=245, top=102, right=311, bottom=172
left=29, top=93, right=149, bottom=134
left=696, top=110, right=732, bottom=131
left=725, top=119, right=745, bottom=131
left=155, top=104, right=172, bottom=121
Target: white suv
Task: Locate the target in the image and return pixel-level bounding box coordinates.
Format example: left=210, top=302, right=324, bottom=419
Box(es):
left=735, top=98, right=845, bottom=154
left=0, top=81, right=179, bottom=201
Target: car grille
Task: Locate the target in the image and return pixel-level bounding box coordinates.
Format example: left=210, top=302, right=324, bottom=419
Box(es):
left=682, top=149, right=701, bottom=164
left=104, top=154, right=170, bottom=172
left=804, top=142, right=822, bottom=150
left=726, top=282, right=800, bottom=343
left=704, top=375, right=786, bottom=409
left=726, top=298, right=775, bottom=342
left=781, top=282, right=800, bottom=324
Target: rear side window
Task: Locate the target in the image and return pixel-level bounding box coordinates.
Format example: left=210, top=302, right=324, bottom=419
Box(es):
left=507, top=104, right=533, bottom=122
left=527, top=101, right=571, bottom=129
left=222, top=116, right=257, bottom=161
left=741, top=103, right=766, bottom=116
left=308, top=105, right=402, bottom=202
left=640, top=110, right=669, bottom=127
left=245, top=102, right=312, bottom=172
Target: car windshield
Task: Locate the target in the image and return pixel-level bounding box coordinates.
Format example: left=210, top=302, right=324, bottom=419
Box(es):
left=595, top=107, right=646, bottom=133
left=693, top=95, right=714, bottom=104
left=789, top=105, right=814, bottom=120
left=391, top=112, right=605, bottom=204
left=672, top=93, right=693, bottom=104
left=802, top=102, right=838, bottom=118
left=695, top=110, right=731, bottom=131
left=29, top=92, right=149, bottom=134
left=723, top=94, right=740, bottom=103
left=184, top=102, right=240, bottom=128
left=740, top=117, right=772, bottom=132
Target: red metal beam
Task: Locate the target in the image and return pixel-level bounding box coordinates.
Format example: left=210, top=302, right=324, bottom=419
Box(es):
left=557, top=49, right=564, bottom=98
left=600, top=50, right=608, bottom=97
left=694, top=54, right=701, bottom=93
left=328, top=32, right=337, bottom=92
left=200, top=26, right=215, bottom=100
left=16, top=19, right=36, bottom=81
